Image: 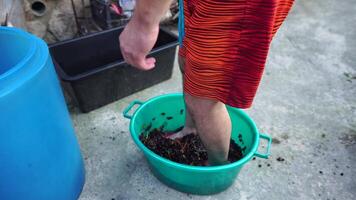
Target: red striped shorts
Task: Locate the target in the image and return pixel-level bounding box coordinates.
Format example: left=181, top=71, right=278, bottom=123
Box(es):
left=179, top=0, right=294, bottom=108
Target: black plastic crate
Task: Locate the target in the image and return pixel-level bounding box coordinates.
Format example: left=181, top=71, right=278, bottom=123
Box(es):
left=49, top=26, right=178, bottom=112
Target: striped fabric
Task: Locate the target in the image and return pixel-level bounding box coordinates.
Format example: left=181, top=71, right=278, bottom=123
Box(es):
left=179, top=0, right=295, bottom=108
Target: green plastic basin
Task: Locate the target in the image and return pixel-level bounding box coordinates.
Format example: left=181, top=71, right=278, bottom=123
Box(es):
left=123, top=93, right=271, bottom=195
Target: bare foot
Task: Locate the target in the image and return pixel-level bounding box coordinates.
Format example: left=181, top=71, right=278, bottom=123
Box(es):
left=164, top=127, right=197, bottom=139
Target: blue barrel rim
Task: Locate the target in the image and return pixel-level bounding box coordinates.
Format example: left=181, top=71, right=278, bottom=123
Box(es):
left=0, top=27, right=51, bottom=98
left=0, top=27, right=37, bottom=81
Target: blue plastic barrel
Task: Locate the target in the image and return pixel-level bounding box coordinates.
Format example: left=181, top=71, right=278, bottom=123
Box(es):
left=0, top=27, right=85, bottom=199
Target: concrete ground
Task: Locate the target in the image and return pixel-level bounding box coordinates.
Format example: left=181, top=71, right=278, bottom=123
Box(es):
left=74, top=0, right=356, bottom=199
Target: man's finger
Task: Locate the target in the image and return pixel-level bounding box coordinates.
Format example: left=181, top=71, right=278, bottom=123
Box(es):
left=145, top=57, right=156, bottom=69
left=137, top=57, right=156, bottom=70
left=130, top=54, right=154, bottom=70
left=121, top=48, right=155, bottom=70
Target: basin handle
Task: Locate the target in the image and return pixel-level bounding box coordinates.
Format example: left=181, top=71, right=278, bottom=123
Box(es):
left=123, top=100, right=144, bottom=119
left=254, top=133, right=272, bottom=159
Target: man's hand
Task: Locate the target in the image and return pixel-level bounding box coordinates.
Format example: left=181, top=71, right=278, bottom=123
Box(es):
left=119, top=19, right=158, bottom=70
left=119, top=0, right=173, bottom=70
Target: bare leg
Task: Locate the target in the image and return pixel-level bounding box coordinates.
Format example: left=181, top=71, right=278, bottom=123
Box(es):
left=167, top=56, right=197, bottom=139
left=185, top=93, right=231, bottom=165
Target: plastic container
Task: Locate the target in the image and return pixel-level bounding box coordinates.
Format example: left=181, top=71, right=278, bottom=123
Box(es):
left=0, top=27, right=85, bottom=200
left=49, top=26, right=178, bottom=113
left=90, top=0, right=129, bottom=29
left=123, top=93, right=272, bottom=195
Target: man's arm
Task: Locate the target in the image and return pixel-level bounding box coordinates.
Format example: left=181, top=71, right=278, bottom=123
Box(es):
left=119, top=0, right=173, bottom=70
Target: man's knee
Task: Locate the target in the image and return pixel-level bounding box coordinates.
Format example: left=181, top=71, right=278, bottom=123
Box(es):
left=184, top=94, right=220, bottom=119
